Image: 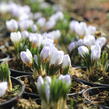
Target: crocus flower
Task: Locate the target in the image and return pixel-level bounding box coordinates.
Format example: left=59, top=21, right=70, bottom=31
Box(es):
left=83, top=35, right=95, bottom=46
left=0, top=82, right=8, bottom=97
left=86, top=25, right=96, bottom=35
left=20, top=49, right=33, bottom=66
left=37, top=17, right=46, bottom=27
left=62, top=54, right=71, bottom=69
left=68, top=41, right=78, bottom=52
left=78, top=46, right=89, bottom=57
left=29, top=33, right=43, bottom=47
left=69, top=20, right=79, bottom=32
left=40, top=46, right=51, bottom=61
left=50, top=49, right=64, bottom=66
left=10, top=31, right=22, bottom=44
left=6, top=19, right=18, bottom=32
left=45, top=19, right=56, bottom=30
left=19, top=19, right=33, bottom=31
left=91, top=45, right=101, bottom=60
left=95, top=37, right=107, bottom=48
left=59, top=74, right=71, bottom=86
left=37, top=76, right=44, bottom=91
left=75, top=22, right=87, bottom=36
left=21, top=30, right=29, bottom=38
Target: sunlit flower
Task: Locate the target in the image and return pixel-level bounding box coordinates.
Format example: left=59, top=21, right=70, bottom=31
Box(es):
left=50, top=49, right=64, bottom=66
left=59, top=74, right=71, bottom=85
left=62, top=54, right=71, bottom=69
left=95, top=37, right=107, bottom=48
left=86, top=25, right=96, bottom=35
left=6, top=19, right=18, bottom=32
left=68, top=41, right=78, bottom=52
left=91, top=45, right=101, bottom=60
left=20, top=49, right=33, bottom=66
left=83, top=35, right=95, bottom=46
left=78, top=46, right=89, bottom=57
left=10, top=31, right=22, bottom=44
left=21, top=30, right=29, bottom=38
left=40, top=46, right=51, bottom=61
left=19, top=19, right=33, bottom=31
left=37, top=17, right=46, bottom=27
left=37, top=76, right=44, bottom=91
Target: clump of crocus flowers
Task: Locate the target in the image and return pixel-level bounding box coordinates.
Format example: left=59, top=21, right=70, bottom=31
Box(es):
left=37, top=75, right=71, bottom=109
left=0, top=62, right=12, bottom=97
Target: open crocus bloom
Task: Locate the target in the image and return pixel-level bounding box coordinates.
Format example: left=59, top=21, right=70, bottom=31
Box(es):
left=0, top=82, right=8, bottom=97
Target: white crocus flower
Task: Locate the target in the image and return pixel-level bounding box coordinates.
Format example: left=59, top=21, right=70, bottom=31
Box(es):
left=91, top=45, right=101, bottom=60
left=31, top=24, right=38, bottom=32
left=69, top=20, right=79, bottom=32
left=42, top=38, right=54, bottom=47
left=63, top=75, right=71, bottom=85
left=6, top=19, right=18, bottom=32
left=50, top=50, right=64, bottom=66
left=37, top=76, right=44, bottom=91
left=78, top=46, right=89, bottom=57
left=37, top=17, right=46, bottom=27
left=68, top=41, right=78, bottom=52
left=86, top=25, right=96, bottom=35
left=34, top=12, right=42, bottom=20
left=62, top=54, right=71, bottom=69
left=59, top=74, right=71, bottom=85
left=19, top=19, right=33, bottom=31
left=0, top=82, right=8, bottom=97
left=21, top=30, right=29, bottom=38
left=10, top=31, right=22, bottom=44
left=45, top=19, right=56, bottom=30
left=75, top=22, right=87, bottom=36
left=95, top=37, right=107, bottom=48
left=29, top=33, right=43, bottom=47
left=83, top=35, right=95, bottom=46
left=20, top=49, right=33, bottom=66
left=40, top=46, right=51, bottom=61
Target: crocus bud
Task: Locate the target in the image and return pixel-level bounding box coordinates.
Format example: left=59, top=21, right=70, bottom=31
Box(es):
left=59, top=74, right=71, bottom=85
left=95, top=37, right=107, bottom=48
left=37, top=76, right=44, bottom=91
left=0, top=82, right=8, bottom=97
left=78, top=46, right=89, bottom=57
left=6, top=19, right=18, bottom=32
left=62, top=54, right=71, bottom=69
left=91, top=45, right=101, bottom=60
left=10, top=31, right=22, bottom=44
left=75, top=22, right=87, bottom=36
left=40, top=46, right=51, bottom=62
left=50, top=50, right=64, bottom=66
left=69, top=20, right=79, bottom=32
left=20, top=49, right=33, bottom=66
